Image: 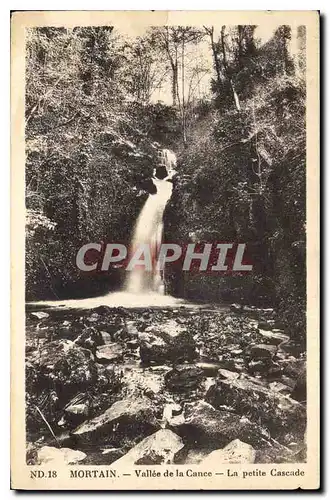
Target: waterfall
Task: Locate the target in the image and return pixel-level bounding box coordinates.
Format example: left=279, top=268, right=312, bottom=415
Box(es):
left=125, top=149, right=176, bottom=295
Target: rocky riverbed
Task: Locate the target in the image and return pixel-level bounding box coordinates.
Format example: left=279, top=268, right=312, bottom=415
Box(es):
left=25, top=303, right=306, bottom=466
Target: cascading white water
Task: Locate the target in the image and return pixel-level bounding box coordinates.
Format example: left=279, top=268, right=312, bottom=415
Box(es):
left=33, top=149, right=184, bottom=308
left=126, top=149, right=176, bottom=295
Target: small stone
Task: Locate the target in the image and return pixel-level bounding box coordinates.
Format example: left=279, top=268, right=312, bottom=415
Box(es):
left=100, top=331, right=112, bottom=344
left=30, top=311, right=50, bottom=320
left=65, top=402, right=88, bottom=416
left=217, top=368, right=240, bottom=381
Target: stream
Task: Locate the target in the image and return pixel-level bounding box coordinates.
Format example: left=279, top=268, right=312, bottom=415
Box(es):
left=25, top=149, right=307, bottom=466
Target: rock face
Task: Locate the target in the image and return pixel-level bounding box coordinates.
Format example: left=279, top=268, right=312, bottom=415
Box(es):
left=206, top=377, right=306, bottom=438
left=111, top=430, right=184, bottom=466
left=73, top=397, right=160, bottom=447
left=164, top=365, right=204, bottom=392
left=37, top=446, right=86, bottom=465
left=170, top=401, right=269, bottom=448
left=201, top=439, right=256, bottom=465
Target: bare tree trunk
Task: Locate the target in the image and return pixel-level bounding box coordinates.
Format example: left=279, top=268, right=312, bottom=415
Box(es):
left=181, top=38, right=187, bottom=145
left=220, top=26, right=241, bottom=113
left=205, top=26, right=222, bottom=85
left=171, top=62, right=178, bottom=106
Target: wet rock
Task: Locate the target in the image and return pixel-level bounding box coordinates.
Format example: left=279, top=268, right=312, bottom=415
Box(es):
left=96, top=344, right=124, bottom=363
left=120, top=365, right=168, bottom=398
left=246, top=344, right=277, bottom=360
left=217, top=368, right=240, bottom=381
left=37, top=446, right=86, bottom=465
left=65, top=401, right=89, bottom=417
left=125, top=320, right=139, bottom=337
left=206, top=377, right=306, bottom=439
left=59, top=393, right=90, bottom=427
left=255, top=441, right=296, bottom=463
left=139, top=330, right=197, bottom=364
left=259, top=329, right=289, bottom=345
left=91, top=306, right=113, bottom=315
left=201, top=439, right=256, bottom=465
left=127, top=339, right=139, bottom=349
left=258, top=321, right=275, bottom=331
left=248, top=360, right=271, bottom=374
left=87, top=312, right=101, bottom=323
left=176, top=448, right=210, bottom=464
left=278, top=357, right=306, bottom=388
left=73, top=396, right=160, bottom=447
left=155, top=165, right=168, bottom=180
left=74, top=327, right=104, bottom=352
left=80, top=448, right=124, bottom=465
left=26, top=442, right=39, bottom=465
left=100, top=331, right=112, bottom=344
left=278, top=341, right=305, bottom=357
left=196, top=362, right=223, bottom=377
left=268, top=381, right=292, bottom=395
left=30, top=340, right=97, bottom=389
left=164, top=365, right=204, bottom=392
left=230, top=304, right=242, bottom=313
left=291, top=378, right=306, bottom=402
left=30, top=311, right=50, bottom=320
left=171, top=401, right=269, bottom=448
left=162, top=403, right=183, bottom=427
left=111, top=429, right=184, bottom=466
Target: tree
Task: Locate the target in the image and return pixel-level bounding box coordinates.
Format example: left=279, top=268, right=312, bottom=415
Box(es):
left=150, top=26, right=205, bottom=144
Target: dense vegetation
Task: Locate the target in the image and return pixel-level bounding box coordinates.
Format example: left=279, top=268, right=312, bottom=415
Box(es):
left=26, top=25, right=306, bottom=342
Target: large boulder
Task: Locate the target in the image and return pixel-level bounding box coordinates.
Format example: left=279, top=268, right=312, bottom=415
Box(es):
left=29, top=340, right=98, bottom=389
left=111, top=429, right=184, bottom=466
left=245, top=344, right=277, bottom=360
left=139, top=329, right=197, bottom=364
left=206, top=377, right=306, bottom=439
left=164, top=365, right=204, bottom=392
left=96, top=343, right=124, bottom=364
left=73, top=397, right=160, bottom=447
left=259, top=329, right=289, bottom=346
left=37, top=446, right=86, bottom=465
left=170, top=401, right=269, bottom=448
left=201, top=439, right=256, bottom=465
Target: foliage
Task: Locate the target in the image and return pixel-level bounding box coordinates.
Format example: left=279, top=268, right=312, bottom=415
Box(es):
left=26, top=24, right=307, bottom=343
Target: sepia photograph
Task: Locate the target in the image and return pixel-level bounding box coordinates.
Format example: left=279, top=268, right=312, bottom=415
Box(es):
left=10, top=10, right=319, bottom=490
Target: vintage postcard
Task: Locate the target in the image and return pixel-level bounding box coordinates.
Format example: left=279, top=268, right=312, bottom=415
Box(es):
left=11, top=10, right=319, bottom=490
